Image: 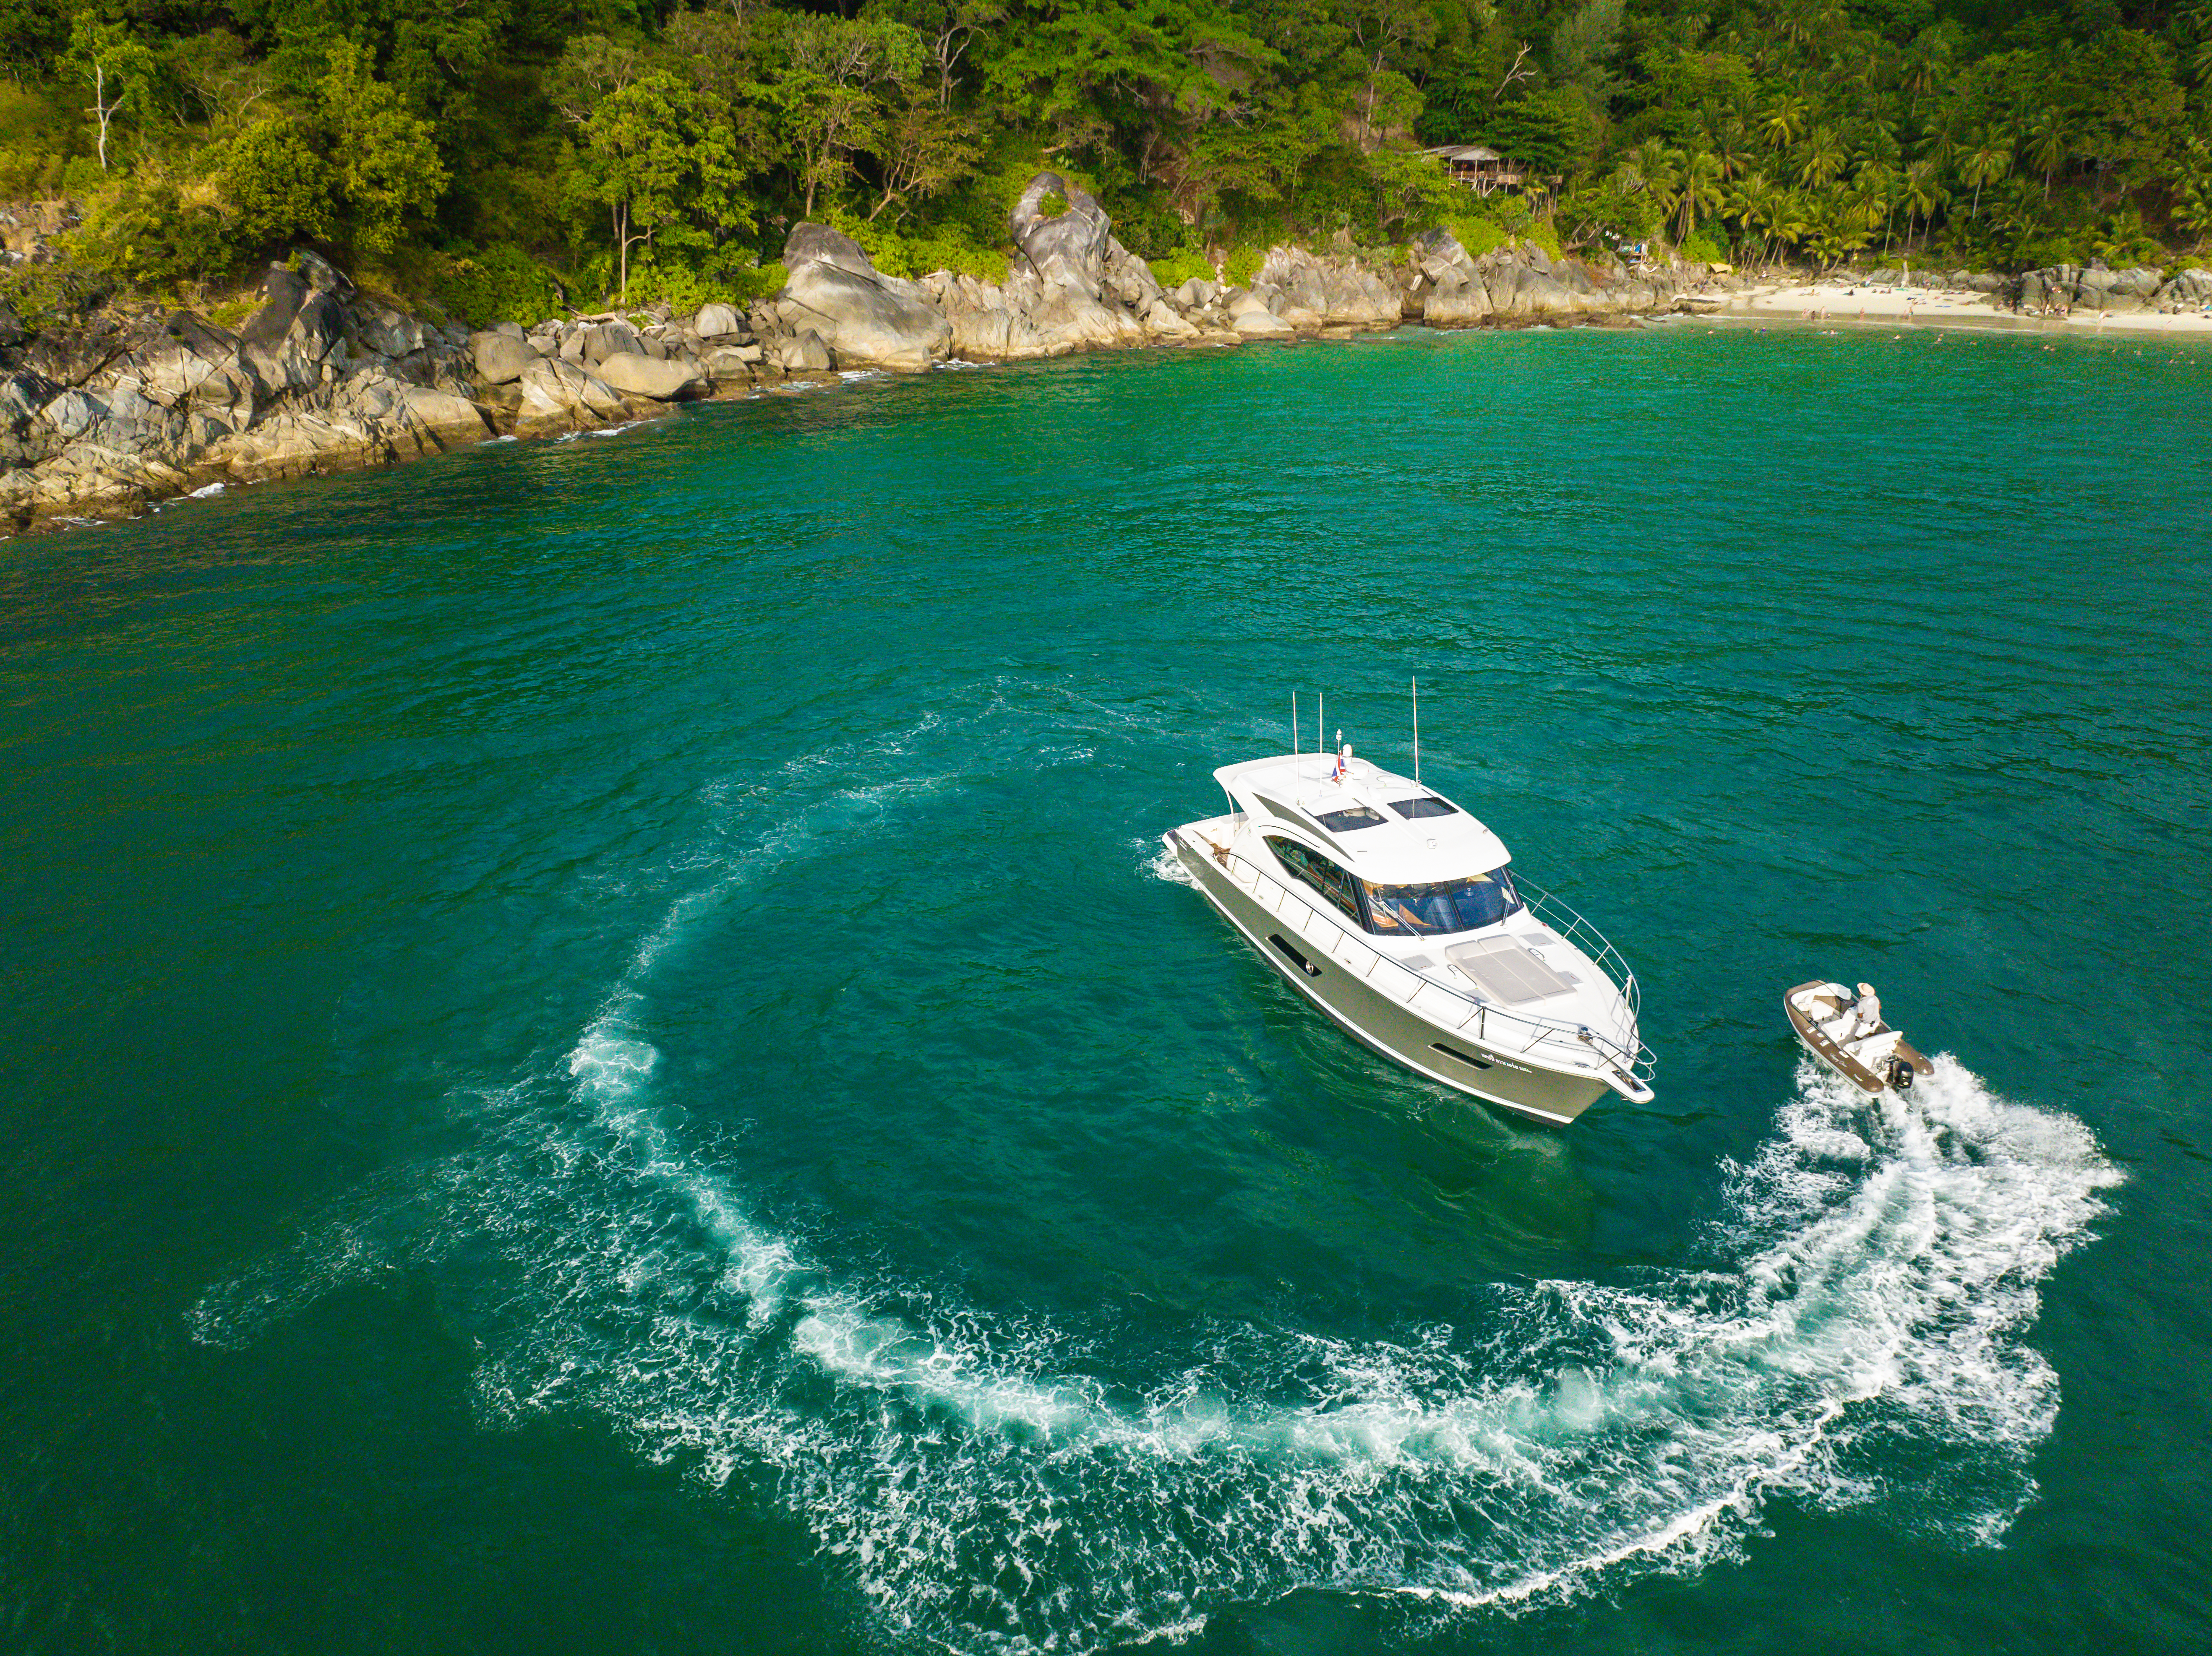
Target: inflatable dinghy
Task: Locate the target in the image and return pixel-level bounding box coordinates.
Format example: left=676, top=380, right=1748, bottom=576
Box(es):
left=1784, top=980, right=1933, bottom=1097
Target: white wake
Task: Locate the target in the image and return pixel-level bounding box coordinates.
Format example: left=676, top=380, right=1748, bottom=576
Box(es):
left=190, top=714, right=2118, bottom=1652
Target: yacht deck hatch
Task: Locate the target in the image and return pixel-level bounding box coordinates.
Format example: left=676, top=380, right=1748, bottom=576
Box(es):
left=1446, top=937, right=1576, bottom=1004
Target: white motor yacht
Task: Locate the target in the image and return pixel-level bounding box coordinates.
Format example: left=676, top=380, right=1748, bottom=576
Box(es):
left=1166, top=748, right=1654, bottom=1125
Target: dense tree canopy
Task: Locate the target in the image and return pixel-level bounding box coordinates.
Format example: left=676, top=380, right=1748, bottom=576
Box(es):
left=0, top=0, right=2204, bottom=317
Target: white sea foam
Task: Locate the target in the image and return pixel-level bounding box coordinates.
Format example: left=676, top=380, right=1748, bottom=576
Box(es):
left=1139, top=835, right=1197, bottom=888
left=188, top=695, right=2119, bottom=1653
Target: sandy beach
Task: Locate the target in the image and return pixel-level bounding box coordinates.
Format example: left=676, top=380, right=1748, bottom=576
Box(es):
left=1721, top=279, right=2212, bottom=334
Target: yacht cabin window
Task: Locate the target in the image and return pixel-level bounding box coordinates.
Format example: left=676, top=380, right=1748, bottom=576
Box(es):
left=1264, top=836, right=1362, bottom=924
left=1361, top=870, right=1522, bottom=936
left=1312, top=804, right=1386, bottom=833
left=1388, top=797, right=1459, bottom=819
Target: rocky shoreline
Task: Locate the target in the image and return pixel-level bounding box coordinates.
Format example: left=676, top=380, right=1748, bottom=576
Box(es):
left=0, top=174, right=1751, bottom=538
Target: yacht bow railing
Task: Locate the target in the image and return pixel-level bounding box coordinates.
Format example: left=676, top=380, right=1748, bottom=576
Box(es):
left=1184, top=836, right=1656, bottom=1094
left=1514, top=877, right=1642, bottom=1019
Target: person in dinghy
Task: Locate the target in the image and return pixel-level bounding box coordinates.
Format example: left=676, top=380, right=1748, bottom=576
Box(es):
left=1782, top=978, right=1935, bottom=1097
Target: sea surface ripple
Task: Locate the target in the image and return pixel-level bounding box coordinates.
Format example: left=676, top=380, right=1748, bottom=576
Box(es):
left=3, top=325, right=2207, bottom=1655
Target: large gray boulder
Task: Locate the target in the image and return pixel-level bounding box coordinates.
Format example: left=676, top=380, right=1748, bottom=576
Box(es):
left=238, top=265, right=307, bottom=352
left=1485, top=260, right=1576, bottom=318
left=693, top=302, right=745, bottom=339
left=581, top=320, right=643, bottom=365
left=1256, top=246, right=1401, bottom=329
left=355, top=305, right=425, bottom=358
left=468, top=331, right=537, bottom=385
left=399, top=385, right=494, bottom=445
left=515, top=357, right=630, bottom=437
left=1006, top=172, right=1165, bottom=316
left=1422, top=268, right=1491, bottom=326
left=2160, top=268, right=2212, bottom=305
left=767, top=329, right=835, bottom=373
left=237, top=276, right=348, bottom=401
left=593, top=351, right=707, bottom=400
left=292, top=293, right=346, bottom=360
left=1009, top=172, right=1112, bottom=290
left=39, top=387, right=108, bottom=442
left=777, top=224, right=950, bottom=370
left=0, top=368, right=57, bottom=430
left=108, top=313, right=250, bottom=431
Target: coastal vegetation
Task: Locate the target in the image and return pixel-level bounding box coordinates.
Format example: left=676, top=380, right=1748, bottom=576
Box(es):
left=0, top=0, right=2206, bottom=321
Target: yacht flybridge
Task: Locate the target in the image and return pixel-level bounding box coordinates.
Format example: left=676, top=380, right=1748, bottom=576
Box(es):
left=1166, top=749, right=1654, bottom=1125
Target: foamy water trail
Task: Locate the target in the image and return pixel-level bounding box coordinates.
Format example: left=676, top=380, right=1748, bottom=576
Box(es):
left=1140, top=835, right=1197, bottom=888
left=190, top=701, right=2120, bottom=1652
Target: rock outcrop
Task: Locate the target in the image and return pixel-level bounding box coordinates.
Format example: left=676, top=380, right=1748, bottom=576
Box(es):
left=2013, top=260, right=2212, bottom=315
left=593, top=351, right=708, bottom=401
left=0, top=186, right=1749, bottom=536
left=1398, top=229, right=1727, bottom=326
left=774, top=224, right=951, bottom=370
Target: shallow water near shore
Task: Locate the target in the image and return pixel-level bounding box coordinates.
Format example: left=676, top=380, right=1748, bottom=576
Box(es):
left=4, top=325, right=2209, bottom=1654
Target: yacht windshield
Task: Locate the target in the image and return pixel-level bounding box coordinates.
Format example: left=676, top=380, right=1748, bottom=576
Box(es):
left=1361, top=870, right=1520, bottom=936
left=1389, top=797, right=1459, bottom=818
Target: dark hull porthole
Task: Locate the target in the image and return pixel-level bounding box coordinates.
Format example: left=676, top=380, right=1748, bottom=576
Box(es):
left=1430, top=1041, right=1494, bottom=1070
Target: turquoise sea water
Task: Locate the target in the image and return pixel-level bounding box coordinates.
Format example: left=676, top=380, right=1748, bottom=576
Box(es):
left=3, top=324, right=2209, bottom=1654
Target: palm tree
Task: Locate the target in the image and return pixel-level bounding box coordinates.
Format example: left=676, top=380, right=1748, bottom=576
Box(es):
left=2173, top=138, right=2212, bottom=251
left=2024, top=109, right=2068, bottom=202
left=1796, top=126, right=1847, bottom=188
left=1898, top=34, right=1951, bottom=119
left=1710, top=115, right=1755, bottom=181
left=1728, top=174, right=1773, bottom=266
left=1761, top=94, right=1810, bottom=150
left=1675, top=150, right=1725, bottom=243
left=1771, top=191, right=1813, bottom=262
left=1808, top=187, right=1870, bottom=271
left=1854, top=120, right=1902, bottom=175
left=1855, top=161, right=1899, bottom=255
left=1961, top=127, right=2012, bottom=219
left=1630, top=139, right=1683, bottom=226
left=1899, top=159, right=1943, bottom=250
left=1775, top=0, right=1831, bottom=49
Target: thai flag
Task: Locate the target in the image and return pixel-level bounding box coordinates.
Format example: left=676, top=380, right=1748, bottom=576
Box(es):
left=1330, top=747, right=1346, bottom=784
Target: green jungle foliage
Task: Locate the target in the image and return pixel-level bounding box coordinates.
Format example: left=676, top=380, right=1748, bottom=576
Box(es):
left=0, top=0, right=2204, bottom=318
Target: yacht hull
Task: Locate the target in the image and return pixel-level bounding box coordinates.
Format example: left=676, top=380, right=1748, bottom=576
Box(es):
left=1171, top=830, right=1607, bottom=1126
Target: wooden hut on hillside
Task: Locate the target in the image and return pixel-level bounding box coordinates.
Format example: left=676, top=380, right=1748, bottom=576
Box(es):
left=1422, top=145, right=1531, bottom=196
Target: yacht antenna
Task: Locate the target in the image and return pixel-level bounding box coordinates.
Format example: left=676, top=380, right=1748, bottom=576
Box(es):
left=1290, top=692, right=1297, bottom=755
left=1412, top=675, right=1419, bottom=784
